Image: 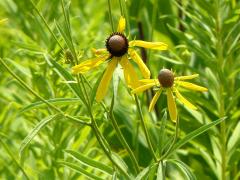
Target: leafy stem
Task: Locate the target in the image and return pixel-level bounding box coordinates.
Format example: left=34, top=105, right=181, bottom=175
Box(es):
left=134, top=94, right=157, bottom=162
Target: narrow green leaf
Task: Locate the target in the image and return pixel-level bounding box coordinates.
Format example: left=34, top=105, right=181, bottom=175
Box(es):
left=168, top=159, right=196, bottom=180
left=227, top=121, right=240, bottom=155
left=19, top=114, right=62, bottom=155
left=59, top=161, right=104, bottom=180
left=20, top=98, right=81, bottom=113
left=111, top=153, right=129, bottom=175
left=135, top=164, right=157, bottom=180
left=65, top=149, right=113, bottom=175
left=135, top=166, right=151, bottom=180
left=156, top=161, right=166, bottom=180
left=168, top=117, right=226, bottom=157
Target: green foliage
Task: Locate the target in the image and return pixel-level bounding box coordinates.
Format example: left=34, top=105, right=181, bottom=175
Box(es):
left=0, top=0, right=240, bottom=179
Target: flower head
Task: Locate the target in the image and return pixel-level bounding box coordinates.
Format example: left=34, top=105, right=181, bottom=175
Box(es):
left=72, top=16, right=168, bottom=102
left=132, top=68, right=208, bottom=122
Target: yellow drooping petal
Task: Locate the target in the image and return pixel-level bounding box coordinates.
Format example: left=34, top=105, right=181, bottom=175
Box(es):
left=132, top=83, right=156, bottom=94
left=139, top=79, right=159, bottom=86
left=96, top=58, right=118, bottom=102
left=120, top=55, right=140, bottom=88
left=167, top=89, right=177, bottom=122
left=117, top=16, right=126, bottom=33
left=175, top=74, right=199, bottom=81
left=149, top=89, right=162, bottom=112
left=129, top=49, right=150, bottom=78
left=129, top=40, right=168, bottom=50
left=72, top=55, right=109, bottom=74
left=92, top=48, right=108, bottom=56
left=175, top=88, right=197, bottom=110
left=176, top=81, right=208, bottom=92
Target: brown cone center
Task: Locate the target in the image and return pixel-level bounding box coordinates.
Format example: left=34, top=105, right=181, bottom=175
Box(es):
left=106, top=33, right=128, bottom=57
left=158, top=69, right=174, bottom=88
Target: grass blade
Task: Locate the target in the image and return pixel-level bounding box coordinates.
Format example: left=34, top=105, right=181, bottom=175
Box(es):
left=167, top=117, right=226, bottom=157
left=59, top=161, right=105, bottom=180
left=65, top=149, right=113, bottom=175
left=19, top=114, right=62, bottom=155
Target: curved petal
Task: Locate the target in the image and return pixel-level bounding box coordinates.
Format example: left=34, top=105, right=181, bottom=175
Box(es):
left=149, top=89, right=162, bottom=112
left=129, top=40, right=168, bottom=50
left=117, top=16, right=126, bottom=33
left=131, top=83, right=156, bottom=94
left=176, top=81, right=208, bottom=92
left=120, top=55, right=140, bottom=88
left=167, top=89, right=177, bottom=122
left=72, top=55, right=109, bottom=74
left=174, top=74, right=199, bottom=81
left=175, top=88, right=197, bottom=110
left=96, top=58, right=118, bottom=102
left=129, top=49, right=150, bottom=78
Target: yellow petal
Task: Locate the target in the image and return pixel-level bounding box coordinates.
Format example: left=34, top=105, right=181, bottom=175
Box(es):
left=72, top=55, right=109, bottom=74
left=149, top=89, right=162, bottom=112
left=129, top=40, right=168, bottom=50
left=92, top=48, right=108, bottom=56
left=0, top=18, right=7, bottom=25
left=175, top=74, right=199, bottom=80
left=167, top=89, right=177, bottom=122
left=96, top=58, right=118, bottom=102
left=139, top=79, right=159, bottom=86
left=131, top=83, right=155, bottom=94
left=175, top=88, right=197, bottom=110
left=176, top=81, right=208, bottom=92
left=120, top=55, right=140, bottom=88
left=117, top=16, right=126, bottom=33
left=129, top=49, right=150, bottom=78
left=139, top=79, right=158, bottom=83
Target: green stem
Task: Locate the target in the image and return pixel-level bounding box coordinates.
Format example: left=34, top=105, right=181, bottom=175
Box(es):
left=216, top=1, right=227, bottom=179
left=29, top=0, right=64, bottom=51
left=109, top=97, right=140, bottom=173
left=118, top=0, right=123, bottom=16
left=82, top=74, right=140, bottom=173
left=134, top=94, right=157, bottom=162
left=78, top=75, right=131, bottom=179
left=159, top=117, right=179, bottom=161
left=107, top=0, right=115, bottom=32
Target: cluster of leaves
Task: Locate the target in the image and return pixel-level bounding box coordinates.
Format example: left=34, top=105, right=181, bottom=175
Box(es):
left=0, top=0, right=239, bottom=179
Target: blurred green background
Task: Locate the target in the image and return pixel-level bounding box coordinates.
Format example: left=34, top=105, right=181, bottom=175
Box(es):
left=0, top=0, right=240, bottom=179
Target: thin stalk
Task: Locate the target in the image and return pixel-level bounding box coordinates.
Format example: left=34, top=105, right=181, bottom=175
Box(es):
left=109, top=97, right=140, bottom=173
left=29, top=0, right=64, bottom=51
left=216, top=1, right=227, bottom=180
left=107, top=0, right=115, bottom=32
left=121, top=0, right=131, bottom=35
left=0, top=139, right=30, bottom=180
left=118, top=0, right=123, bottom=16
left=134, top=94, right=157, bottom=162
left=159, top=117, right=179, bottom=161
left=78, top=75, right=130, bottom=179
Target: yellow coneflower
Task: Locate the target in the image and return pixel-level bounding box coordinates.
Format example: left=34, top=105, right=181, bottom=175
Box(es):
left=132, top=69, right=208, bottom=122
left=72, top=16, right=168, bottom=102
